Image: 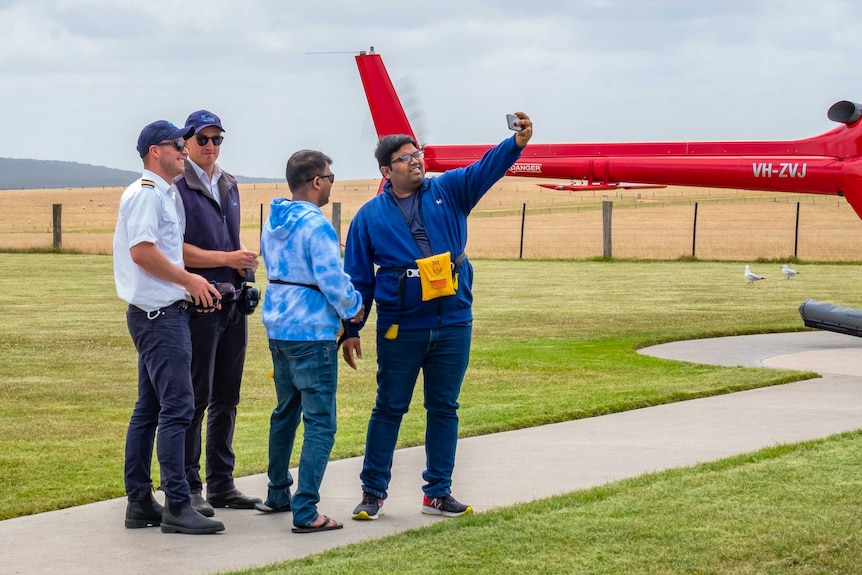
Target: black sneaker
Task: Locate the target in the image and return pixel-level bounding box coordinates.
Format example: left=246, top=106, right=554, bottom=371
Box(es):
left=421, top=494, right=473, bottom=517
left=352, top=492, right=384, bottom=520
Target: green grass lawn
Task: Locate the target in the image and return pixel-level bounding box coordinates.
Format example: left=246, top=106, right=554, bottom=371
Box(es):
left=238, top=433, right=862, bottom=575
left=1, top=253, right=860, bottom=572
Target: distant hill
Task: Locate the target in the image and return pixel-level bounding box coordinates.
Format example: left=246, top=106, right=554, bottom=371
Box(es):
left=0, top=157, right=279, bottom=190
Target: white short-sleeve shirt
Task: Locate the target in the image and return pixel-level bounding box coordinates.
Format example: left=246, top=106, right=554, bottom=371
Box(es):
left=113, top=170, right=187, bottom=312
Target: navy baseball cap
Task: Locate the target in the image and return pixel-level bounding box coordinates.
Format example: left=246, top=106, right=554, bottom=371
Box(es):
left=136, top=121, right=194, bottom=158
left=184, top=109, right=225, bottom=134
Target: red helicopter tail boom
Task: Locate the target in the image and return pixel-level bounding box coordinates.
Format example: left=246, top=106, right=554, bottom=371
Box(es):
left=355, top=50, right=862, bottom=220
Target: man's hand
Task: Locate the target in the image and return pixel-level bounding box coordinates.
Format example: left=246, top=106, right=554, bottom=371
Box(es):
left=130, top=242, right=221, bottom=312
left=184, top=273, right=221, bottom=312
left=227, top=250, right=259, bottom=274
left=183, top=244, right=259, bottom=273
left=341, top=337, right=362, bottom=370
left=511, top=112, right=533, bottom=148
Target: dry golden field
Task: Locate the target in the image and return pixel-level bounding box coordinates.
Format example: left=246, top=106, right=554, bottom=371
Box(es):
left=2, top=177, right=862, bottom=261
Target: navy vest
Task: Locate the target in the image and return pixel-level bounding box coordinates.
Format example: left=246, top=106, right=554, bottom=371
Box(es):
left=175, top=167, right=244, bottom=287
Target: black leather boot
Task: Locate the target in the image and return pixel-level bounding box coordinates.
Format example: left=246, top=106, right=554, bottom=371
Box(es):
left=206, top=487, right=262, bottom=509
left=125, top=492, right=164, bottom=528
left=161, top=502, right=225, bottom=534
left=191, top=493, right=215, bottom=517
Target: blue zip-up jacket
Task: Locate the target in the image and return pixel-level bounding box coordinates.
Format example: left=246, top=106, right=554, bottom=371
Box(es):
left=261, top=198, right=363, bottom=341
left=343, top=134, right=523, bottom=336
left=174, top=163, right=243, bottom=287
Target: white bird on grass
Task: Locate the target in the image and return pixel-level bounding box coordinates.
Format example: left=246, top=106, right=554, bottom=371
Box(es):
left=781, top=264, right=799, bottom=279
left=744, top=265, right=765, bottom=284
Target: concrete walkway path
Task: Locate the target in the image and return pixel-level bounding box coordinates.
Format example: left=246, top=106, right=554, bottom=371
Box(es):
left=1, top=331, right=860, bottom=575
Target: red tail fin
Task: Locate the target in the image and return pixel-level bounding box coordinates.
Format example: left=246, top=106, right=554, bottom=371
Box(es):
left=355, top=51, right=416, bottom=140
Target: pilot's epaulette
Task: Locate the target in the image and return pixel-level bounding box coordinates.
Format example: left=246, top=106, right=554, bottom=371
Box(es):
left=141, top=179, right=155, bottom=188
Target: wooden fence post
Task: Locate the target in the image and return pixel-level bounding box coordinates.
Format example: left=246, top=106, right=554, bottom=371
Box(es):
left=332, top=202, right=342, bottom=249
left=259, top=203, right=264, bottom=254
left=692, top=202, right=698, bottom=258
left=519, top=203, right=526, bottom=259
left=52, top=204, right=62, bottom=249
left=794, top=202, right=800, bottom=258
left=602, top=200, right=612, bottom=258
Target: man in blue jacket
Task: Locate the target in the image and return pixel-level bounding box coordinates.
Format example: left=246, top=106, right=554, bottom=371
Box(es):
left=174, top=110, right=261, bottom=516
left=342, top=113, right=533, bottom=520
left=259, top=150, right=363, bottom=533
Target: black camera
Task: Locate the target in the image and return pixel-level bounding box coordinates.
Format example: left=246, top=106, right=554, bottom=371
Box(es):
left=237, top=269, right=260, bottom=315
left=195, top=281, right=232, bottom=311
left=196, top=272, right=258, bottom=314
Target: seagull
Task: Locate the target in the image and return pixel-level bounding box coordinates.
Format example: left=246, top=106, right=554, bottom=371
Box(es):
left=781, top=264, right=799, bottom=279
left=744, top=265, right=765, bottom=284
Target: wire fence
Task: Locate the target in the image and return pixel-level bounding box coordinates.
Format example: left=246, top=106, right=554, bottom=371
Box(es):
left=464, top=195, right=862, bottom=261
left=2, top=184, right=861, bottom=261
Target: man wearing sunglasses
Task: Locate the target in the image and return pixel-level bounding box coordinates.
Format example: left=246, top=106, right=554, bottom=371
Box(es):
left=259, top=150, right=363, bottom=533
left=173, top=110, right=262, bottom=516
left=342, top=113, right=533, bottom=521
left=114, top=120, right=225, bottom=534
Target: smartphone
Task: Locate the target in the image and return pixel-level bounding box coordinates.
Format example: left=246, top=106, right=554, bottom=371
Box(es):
left=506, top=113, right=523, bottom=132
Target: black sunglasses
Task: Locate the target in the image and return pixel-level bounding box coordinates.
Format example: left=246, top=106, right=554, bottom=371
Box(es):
left=195, top=135, right=224, bottom=146
left=306, top=174, right=335, bottom=184
left=154, top=140, right=186, bottom=151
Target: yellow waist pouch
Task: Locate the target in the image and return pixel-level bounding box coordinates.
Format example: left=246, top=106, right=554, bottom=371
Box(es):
left=415, top=251, right=458, bottom=301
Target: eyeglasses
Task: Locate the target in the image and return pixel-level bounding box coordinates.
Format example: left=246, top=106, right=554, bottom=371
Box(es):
left=195, top=135, right=224, bottom=146
left=307, top=174, right=335, bottom=184
left=391, top=150, right=424, bottom=165
left=154, top=140, right=186, bottom=151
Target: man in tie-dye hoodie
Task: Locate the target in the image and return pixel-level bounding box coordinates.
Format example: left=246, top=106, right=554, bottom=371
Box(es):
left=259, top=149, right=363, bottom=533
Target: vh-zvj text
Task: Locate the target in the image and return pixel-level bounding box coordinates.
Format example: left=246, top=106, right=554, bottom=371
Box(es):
left=752, top=163, right=807, bottom=178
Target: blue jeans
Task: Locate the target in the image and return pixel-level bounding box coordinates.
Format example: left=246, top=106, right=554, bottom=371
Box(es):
left=360, top=323, right=472, bottom=499
left=124, top=303, right=194, bottom=506
left=266, top=339, right=338, bottom=527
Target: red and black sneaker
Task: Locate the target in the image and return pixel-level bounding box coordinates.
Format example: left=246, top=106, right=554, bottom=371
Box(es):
left=421, top=494, right=473, bottom=517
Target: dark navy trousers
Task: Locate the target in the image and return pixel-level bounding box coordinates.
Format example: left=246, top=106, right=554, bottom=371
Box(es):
left=124, top=303, right=194, bottom=506
left=184, top=301, right=248, bottom=494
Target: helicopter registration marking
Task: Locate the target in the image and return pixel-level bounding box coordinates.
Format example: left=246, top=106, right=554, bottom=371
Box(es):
left=752, top=162, right=807, bottom=178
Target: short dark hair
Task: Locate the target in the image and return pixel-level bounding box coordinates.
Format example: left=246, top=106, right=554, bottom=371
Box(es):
left=375, top=134, right=419, bottom=168
left=285, top=150, right=333, bottom=192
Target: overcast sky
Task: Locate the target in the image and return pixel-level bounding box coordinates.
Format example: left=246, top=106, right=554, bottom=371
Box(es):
left=2, top=0, right=862, bottom=181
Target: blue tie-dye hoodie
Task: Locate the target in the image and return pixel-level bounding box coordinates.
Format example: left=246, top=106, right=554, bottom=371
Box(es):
left=261, top=198, right=362, bottom=341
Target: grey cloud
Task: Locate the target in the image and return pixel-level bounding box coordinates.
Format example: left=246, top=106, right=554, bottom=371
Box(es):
left=2, top=0, right=862, bottom=180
